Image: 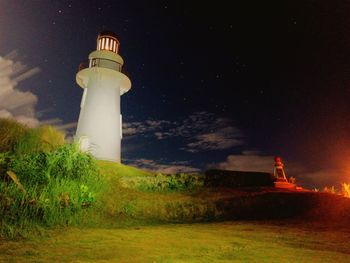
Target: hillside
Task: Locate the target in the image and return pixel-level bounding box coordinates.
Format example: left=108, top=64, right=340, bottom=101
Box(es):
left=97, top=160, right=154, bottom=178
left=94, top=162, right=350, bottom=225
left=1, top=120, right=350, bottom=261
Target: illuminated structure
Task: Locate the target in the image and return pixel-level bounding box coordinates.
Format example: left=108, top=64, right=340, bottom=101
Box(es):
left=75, top=31, right=131, bottom=162
left=273, top=156, right=288, bottom=182
left=273, top=156, right=297, bottom=189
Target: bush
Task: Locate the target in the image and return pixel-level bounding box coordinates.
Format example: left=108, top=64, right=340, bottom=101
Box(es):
left=0, top=143, right=101, bottom=237
left=323, top=186, right=337, bottom=194
left=0, top=118, right=65, bottom=156
left=288, top=176, right=296, bottom=184
left=9, top=144, right=98, bottom=187
left=204, top=169, right=274, bottom=188
left=119, top=173, right=204, bottom=192
left=0, top=118, right=27, bottom=153
left=14, top=125, right=65, bottom=155
left=341, top=183, right=350, bottom=198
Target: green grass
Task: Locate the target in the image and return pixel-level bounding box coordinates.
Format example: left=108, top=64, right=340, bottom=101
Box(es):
left=0, top=118, right=65, bottom=155
left=0, top=142, right=102, bottom=237
left=1, top=221, right=350, bottom=262
left=2, top=120, right=350, bottom=261
left=0, top=119, right=27, bottom=153
left=97, top=160, right=154, bottom=178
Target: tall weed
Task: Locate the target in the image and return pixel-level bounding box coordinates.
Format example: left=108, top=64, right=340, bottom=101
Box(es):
left=14, top=125, right=65, bottom=155
left=0, top=143, right=102, bottom=237
left=0, top=118, right=27, bottom=153
left=120, top=173, right=204, bottom=192
left=341, top=183, right=350, bottom=198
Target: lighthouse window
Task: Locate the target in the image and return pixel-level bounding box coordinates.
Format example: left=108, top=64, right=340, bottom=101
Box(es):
left=97, top=37, right=119, bottom=53
left=101, top=38, right=105, bottom=50
left=91, top=59, right=97, bottom=67
left=89, top=58, right=122, bottom=71
left=106, top=38, right=109, bottom=50
left=112, top=41, right=116, bottom=53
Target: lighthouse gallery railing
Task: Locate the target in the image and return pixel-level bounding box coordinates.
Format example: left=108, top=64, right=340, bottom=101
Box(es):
left=78, top=58, right=122, bottom=72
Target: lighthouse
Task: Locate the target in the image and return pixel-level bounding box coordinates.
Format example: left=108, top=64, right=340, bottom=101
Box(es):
left=75, top=31, right=131, bottom=162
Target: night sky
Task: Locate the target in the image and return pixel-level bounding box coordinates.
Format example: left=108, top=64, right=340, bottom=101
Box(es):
left=1, top=1, right=350, bottom=188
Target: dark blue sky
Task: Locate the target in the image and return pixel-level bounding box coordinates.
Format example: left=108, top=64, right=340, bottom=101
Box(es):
left=1, top=1, right=350, bottom=187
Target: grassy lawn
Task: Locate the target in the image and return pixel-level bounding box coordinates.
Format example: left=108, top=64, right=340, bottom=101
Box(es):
left=1, top=221, right=350, bottom=262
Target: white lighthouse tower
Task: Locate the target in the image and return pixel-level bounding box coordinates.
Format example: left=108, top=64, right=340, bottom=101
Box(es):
left=75, top=31, right=131, bottom=162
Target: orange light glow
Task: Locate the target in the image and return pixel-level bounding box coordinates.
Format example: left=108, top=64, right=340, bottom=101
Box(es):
left=101, top=38, right=105, bottom=50
left=96, top=32, right=120, bottom=53
left=106, top=38, right=109, bottom=49
left=113, top=41, right=116, bottom=53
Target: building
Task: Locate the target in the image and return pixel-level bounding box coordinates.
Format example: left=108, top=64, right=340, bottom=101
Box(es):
left=75, top=31, right=131, bottom=162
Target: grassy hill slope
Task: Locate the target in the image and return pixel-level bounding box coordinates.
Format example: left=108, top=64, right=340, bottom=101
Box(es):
left=97, top=160, right=154, bottom=178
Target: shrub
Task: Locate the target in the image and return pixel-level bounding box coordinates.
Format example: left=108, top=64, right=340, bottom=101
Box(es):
left=0, top=118, right=27, bottom=153
left=79, top=184, right=96, bottom=207
left=323, top=186, right=336, bottom=194
left=9, top=143, right=98, bottom=187
left=0, top=118, right=65, bottom=156
left=119, top=173, right=204, bottom=192
left=0, top=143, right=101, bottom=237
left=341, top=183, right=350, bottom=198
left=14, top=125, right=65, bottom=155
left=288, top=176, right=296, bottom=184
left=205, top=169, right=274, bottom=188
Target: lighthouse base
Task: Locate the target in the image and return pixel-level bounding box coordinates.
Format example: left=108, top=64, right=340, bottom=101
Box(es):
left=77, top=138, right=121, bottom=163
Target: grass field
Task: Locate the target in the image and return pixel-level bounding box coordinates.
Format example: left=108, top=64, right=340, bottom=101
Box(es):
left=1, top=121, right=350, bottom=262
left=1, top=220, right=350, bottom=262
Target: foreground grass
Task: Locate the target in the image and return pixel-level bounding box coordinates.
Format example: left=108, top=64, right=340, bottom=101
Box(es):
left=1, top=221, right=350, bottom=262
left=97, top=160, right=153, bottom=178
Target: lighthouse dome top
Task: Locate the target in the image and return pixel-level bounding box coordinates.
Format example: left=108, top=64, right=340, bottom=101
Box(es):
left=97, top=31, right=120, bottom=54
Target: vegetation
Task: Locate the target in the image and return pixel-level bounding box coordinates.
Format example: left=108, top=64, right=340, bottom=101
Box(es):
left=320, top=184, right=350, bottom=198
left=288, top=176, right=296, bottom=184
left=118, top=172, right=204, bottom=192
left=1, top=221, right=350, bottom=262
left=0, top=119, right=102, bottom=237
left=341, top=183, right=350, bottom=198
left=0, top=118, right=208, bottom=237
left=97, top=160, right=153, bottom=178
left=0, top=143, right=101, bottom=237
left=0, top=119, right=27, bottom=153
left=0, top=119, right=64, bottom=155
left=2, top=117, right=350, bottom=263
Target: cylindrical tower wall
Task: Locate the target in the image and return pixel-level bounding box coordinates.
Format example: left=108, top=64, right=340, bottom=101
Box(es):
left=76, top=68, right=122, bottom=162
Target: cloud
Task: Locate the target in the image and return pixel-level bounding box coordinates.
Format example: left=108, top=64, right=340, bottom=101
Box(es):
left=0, top=54, right=40, bottom=127
left=215, top=151, right=307, bottom=174
left=183, top=126, right=243, bottom=152
left=157, top=111, right=219, bottom=139
left=127, top=158, right=200, bottom=174
left=0, top=53, right=76, bottom=135
left=216, top=151, right=274, bottom=172
left=174, top=112, right=243, bottom=152
left=122, top=120, right=171, bottom=137
left=123, top=112, right=243, bottom=152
